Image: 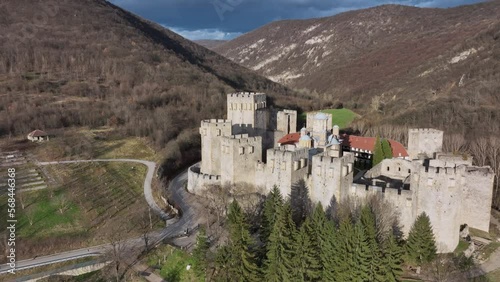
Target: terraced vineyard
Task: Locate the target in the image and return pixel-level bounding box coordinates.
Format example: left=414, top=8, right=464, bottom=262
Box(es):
left=0, top=160, right=162, bottom=261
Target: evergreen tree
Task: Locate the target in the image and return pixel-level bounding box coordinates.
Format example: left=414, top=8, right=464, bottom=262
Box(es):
left=359, top=206, right=383, bottom=281
left=372, top=136, right=384, bottom=167
left=382, top=233, right=404, bottom=282
left=227, top=200, right=260, bottom=281
left=305, top=203, right=338, bottom=281
left=381, top=139, right=393, bottom=159
left=352, top=221, right=372, bottom=281
left=261, top=186, right=284, bottom=244
left=192, top=226, right=210, bottom=279
left=406, top=212, right=438, bottom=265
left=335, top=217, right=355, bottom=281
left=264, top=202, right=296, bottom=281
left=214, top=245, right=231, bottom=282
left=291, top=223, right=320, bottom=281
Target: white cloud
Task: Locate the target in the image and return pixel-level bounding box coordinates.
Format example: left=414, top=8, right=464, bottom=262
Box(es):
left=164, top=26, right=242, bottom=40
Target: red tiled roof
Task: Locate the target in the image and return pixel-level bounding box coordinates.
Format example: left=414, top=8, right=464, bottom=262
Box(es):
left=28, top=129, right=48, bottom=137
left=278, top=132, right=301, bottom=145
left=341, top=134, right=408, bottom=158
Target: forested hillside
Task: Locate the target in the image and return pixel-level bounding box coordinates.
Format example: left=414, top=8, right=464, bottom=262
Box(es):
left=215, top=1, right=500, bottom=135
left=0, top=0, right=311, bottom=177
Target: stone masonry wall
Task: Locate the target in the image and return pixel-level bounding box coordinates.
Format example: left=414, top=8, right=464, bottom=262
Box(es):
left=200, top=119, right=232, bottom=175
left=187, top=163, right=221, bottom=194
left=408, top=128, right=444, bottom=159
left=220, top=134, right=262, bottom=185
left=412, top=165, right=461, bottom=253
left=309, top=152, right=354, bottom=208
left=264, top=147, right=309, bottom=197
left=460, top=166, right=495, bottom=232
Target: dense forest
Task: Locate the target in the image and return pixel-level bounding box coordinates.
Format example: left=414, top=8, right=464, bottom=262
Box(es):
left=187, top=185, right=475, bottom=282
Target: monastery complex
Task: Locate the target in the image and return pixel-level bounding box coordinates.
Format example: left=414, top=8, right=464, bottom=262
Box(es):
left=187, top=92, right=495, bottom=253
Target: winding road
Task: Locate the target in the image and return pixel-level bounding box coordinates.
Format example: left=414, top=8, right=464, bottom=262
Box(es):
left=0, top=159, right=195, bottom=276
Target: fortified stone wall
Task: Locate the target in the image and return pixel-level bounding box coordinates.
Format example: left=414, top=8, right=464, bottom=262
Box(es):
left=309, top=152, right=355, bottom=208
left=200, top=119, right=232, bottom=175
left=220, top=134, right=262, bottom=185
left=187, top=163, right=221, bottom=194
left=408, top=128, right=444, bottom=159
left=365, top=158, right=414, bottom=180
left=264, top=146, right=309, bottom=197
left=435, top=153, right=473, bottom=166
left=412, top=164, right=461, bottom=253
left=460, top=166, right=495, bottom=232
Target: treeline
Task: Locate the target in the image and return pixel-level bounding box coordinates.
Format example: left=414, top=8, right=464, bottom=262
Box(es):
left=190, top=186, right=445, bottom=281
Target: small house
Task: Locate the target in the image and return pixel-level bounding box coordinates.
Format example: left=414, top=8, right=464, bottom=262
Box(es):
left=27, top=130, right=49, bottom=142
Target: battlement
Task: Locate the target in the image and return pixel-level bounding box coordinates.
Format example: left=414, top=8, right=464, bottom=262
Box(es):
left=267, top=146, right=308, bottom=159
left=222, top=135, right=262, bottom=145
left=228, top=92, right=266, bottom=98
left=187, top=164, right=222, bottom=193
left=409, top=128, right=443, bottom=134
left=201, top=119, right=232, bottom=128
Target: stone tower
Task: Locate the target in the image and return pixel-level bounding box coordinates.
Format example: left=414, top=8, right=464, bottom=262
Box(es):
left=308, top=112, right=332, bottom=148
left=199, top=119, right=232, bottom=175
left=227, top=92, right=267, bottom=134
left=408, top=128, right=444, bottom=159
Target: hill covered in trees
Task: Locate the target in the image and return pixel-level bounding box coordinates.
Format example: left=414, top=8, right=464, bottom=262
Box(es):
left=0, top=0, right=311, bottom=177
left=215, top=1, right=500, bottom=135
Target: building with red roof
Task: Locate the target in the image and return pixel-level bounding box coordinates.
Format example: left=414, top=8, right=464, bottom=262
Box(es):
left=27, top=129, right=49, bottom=142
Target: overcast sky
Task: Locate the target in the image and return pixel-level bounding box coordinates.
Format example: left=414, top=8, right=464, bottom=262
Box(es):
left=110, top=0, right=485, bottom=40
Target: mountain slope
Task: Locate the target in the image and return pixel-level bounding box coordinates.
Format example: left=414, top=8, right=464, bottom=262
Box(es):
left=0, top=0, right=304, bottom=144
left=195, top=40, right=228, bottom=50
left=215, top=2, right=500, bottom=134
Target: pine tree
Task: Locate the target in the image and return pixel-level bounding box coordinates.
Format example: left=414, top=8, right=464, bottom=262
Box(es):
left=406, top=212, right=438, bottom=265
left=381, top=139, right=393, bottom=159
left=261, top=186, right=284, bottom=244
left=227, top=200, right=260, bottom=281
left=305, top=203, right=338, bottom=281
left=192, top=226, right=210, bottom=279
left=335, top=217, right=355, bottom=281
left=264, top=202, right=296, bottom=281
left=359, top=206, right=383, bottom=281
left=291, top=223, right=320, bottom=281
left=352, top=221, right=372, bottom=281
left=372, top=136, right=384, bottom=167
left=382, top=233, right=404, bottom=282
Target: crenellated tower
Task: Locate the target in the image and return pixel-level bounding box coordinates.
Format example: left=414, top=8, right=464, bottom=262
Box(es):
left=199, top=119, right=232, bottom=175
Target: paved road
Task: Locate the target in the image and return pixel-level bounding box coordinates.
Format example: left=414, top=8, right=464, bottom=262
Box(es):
left=0, top=161, right=195, bottom=276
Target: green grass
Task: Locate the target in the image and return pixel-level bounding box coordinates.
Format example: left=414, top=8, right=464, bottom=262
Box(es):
left=298, top=108, right=358, bottom=129
left=454, top=239, right=470, bottom=255
left=470, top=227, right=493, bottom=240
left=146, top=244, right=200, bottom=282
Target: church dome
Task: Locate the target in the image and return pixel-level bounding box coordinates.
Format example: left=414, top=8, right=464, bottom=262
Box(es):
left=300, top=135, right=312, bottom=141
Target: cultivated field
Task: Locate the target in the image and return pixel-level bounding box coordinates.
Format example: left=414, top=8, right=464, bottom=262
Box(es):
left=0, top=129, right=165, bottom=263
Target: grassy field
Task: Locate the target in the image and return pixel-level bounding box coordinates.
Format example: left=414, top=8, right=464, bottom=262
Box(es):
left=298, top=108, right=358, bottom=129
left=145, top=244, right=200, bottom=282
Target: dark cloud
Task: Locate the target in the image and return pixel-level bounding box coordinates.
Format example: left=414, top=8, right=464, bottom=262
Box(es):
left=110, top=0, right=485, bottom=39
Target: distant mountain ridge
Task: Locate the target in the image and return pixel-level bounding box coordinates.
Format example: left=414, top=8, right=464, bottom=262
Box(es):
left=215, top=1, right=500, bottom=134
